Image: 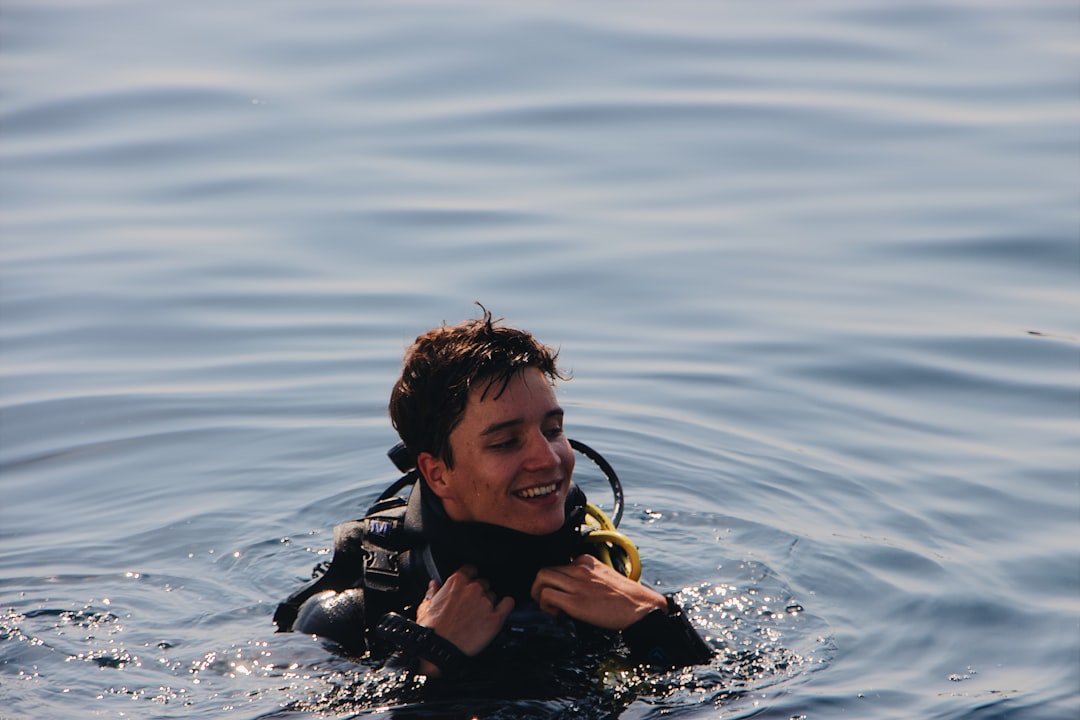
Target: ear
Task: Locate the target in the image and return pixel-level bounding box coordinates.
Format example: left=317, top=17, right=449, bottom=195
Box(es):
left=417, top=452, right=452, bottom=500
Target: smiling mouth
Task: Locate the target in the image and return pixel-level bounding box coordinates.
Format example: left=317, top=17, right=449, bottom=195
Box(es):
left=514, top=482, right=559, bottom=499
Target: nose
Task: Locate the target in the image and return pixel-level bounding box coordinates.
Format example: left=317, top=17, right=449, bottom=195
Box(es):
left=522, top=429, right=561, bottom=472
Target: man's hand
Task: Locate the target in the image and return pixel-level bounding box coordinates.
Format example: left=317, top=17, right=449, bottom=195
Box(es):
left=414, top=564, right=514, bottom=676
left=531, top=553, right=668, bottom=630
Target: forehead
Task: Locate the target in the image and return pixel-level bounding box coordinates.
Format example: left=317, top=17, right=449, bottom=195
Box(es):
left=462, top=368, right=557, bottom=415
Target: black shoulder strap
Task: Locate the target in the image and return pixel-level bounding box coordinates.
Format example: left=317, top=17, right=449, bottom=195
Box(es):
left=360, top=481, right=433, bottom=622
left=359, top=495, right=410, bottom=596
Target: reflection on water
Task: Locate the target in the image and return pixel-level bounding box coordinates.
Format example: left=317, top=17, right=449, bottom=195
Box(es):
left=0, top=580, right=820, bottom=719
left=256, top=580, right=822, bottom=719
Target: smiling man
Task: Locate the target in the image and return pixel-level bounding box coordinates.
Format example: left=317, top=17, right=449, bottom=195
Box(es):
left=274, top=308, right=712, bottom=681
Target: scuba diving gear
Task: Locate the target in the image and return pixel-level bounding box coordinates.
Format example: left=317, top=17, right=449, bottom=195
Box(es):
left=622, top=593, right=714, bottom=668
left=582, top=501, right=640, bottom=581
left=275, top=476, right=591, bottom=642
left=376, top=612, right=470, bottom=677
left=274, top=439, right=713, bottom=672
left=388, top=441, right=416, bottom=474
left=568, top=439, right=624, bottom=527
left=272, top=521, right=374, bottom=641
left=498, top=603, right=578, bottom=654
left=290, top=588, right=367, bottom=655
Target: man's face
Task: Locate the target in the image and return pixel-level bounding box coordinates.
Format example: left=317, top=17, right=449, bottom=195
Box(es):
left=420, top=367, right=575, bottom=535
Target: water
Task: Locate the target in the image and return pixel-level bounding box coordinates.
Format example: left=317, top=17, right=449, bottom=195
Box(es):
left=1, top=0, right=1077, bottom=717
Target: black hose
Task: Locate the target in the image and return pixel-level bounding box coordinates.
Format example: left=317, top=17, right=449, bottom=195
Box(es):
left=569, top=439, right=624, bottom=528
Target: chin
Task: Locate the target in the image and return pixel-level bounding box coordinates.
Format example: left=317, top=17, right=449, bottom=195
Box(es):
left=526, top=512, right=566, bottom=536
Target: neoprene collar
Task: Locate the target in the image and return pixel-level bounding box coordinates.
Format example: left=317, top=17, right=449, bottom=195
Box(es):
left=415, top=480, right=589, bottom=604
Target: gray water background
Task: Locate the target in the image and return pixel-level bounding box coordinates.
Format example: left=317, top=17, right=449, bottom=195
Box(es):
left=1, top=1, right=1077, bottom=718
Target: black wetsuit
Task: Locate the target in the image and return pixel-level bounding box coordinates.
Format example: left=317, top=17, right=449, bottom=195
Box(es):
left=274, top=480, right=712, bottom=681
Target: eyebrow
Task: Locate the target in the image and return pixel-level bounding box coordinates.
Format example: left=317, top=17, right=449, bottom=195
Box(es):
left=479, top=408, right=564, bottom=437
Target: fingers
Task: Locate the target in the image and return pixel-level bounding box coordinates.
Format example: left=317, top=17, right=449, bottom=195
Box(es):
left=531, top=554, right=661, bottom=630
left=444, top=566, right=500, bottom=605
left=535, top=588, right=565, bottom=617
left=531, top=569, right=571, bottom=616
left=430, top=566, right=510, bottom=615
left=494, top=595, right=515, bottom=621
left=416, top=567, right=515, bottom=659
left=477, top=579, right=497, bottom=605
left=531, top=555, right=594, bottom=600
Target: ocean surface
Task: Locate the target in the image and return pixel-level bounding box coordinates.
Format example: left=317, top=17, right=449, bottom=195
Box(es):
left=1, top=1, right=1077, bottom=718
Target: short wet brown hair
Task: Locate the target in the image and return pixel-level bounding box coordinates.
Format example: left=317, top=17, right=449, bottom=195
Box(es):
left=389, top=305, right=568, bottom=469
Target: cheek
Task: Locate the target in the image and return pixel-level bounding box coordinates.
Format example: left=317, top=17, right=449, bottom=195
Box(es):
left=472, top=456, right=512, bottom=491
left=561, top=444, right=576, bottom=474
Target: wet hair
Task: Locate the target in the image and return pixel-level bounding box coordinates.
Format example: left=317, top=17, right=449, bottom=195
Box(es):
left=389, top=305, right=568, bottom=469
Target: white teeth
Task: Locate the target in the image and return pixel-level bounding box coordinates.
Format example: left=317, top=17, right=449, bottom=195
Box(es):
left=516, top=483, right=557, bottom=499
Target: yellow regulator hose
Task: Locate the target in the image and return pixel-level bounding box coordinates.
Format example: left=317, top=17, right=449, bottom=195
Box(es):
left=583, top=502, right=642, bottom=582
